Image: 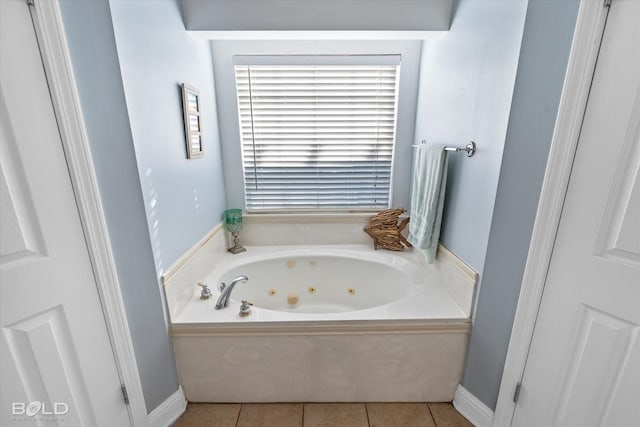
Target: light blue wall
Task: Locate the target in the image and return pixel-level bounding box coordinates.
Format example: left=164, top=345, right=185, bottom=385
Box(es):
left=414, top=0, right=528, bottom=273
left=461, top=0, right=580, bottom=409
left=110, top=0, right=227, bottom=273
left=59, top=0, right=180, bottom=412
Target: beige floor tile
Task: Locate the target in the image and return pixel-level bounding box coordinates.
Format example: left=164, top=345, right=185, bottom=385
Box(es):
left=172, top=403, right=240, bottom=427
left=304, top=403, right=368, bottom=427
left=237, top=403, right=303, bottom=427
left=428, top=403, right=473, bottom=427
left=367, top=403, right=436, bottom=427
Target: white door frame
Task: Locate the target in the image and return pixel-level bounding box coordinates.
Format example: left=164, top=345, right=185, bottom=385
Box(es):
left=28, top=0, right=149, bottom=425
left=492, top=0, right=610, bottom=425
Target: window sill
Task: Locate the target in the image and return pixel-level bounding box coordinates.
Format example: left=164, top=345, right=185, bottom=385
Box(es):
left=243, top=212, right=377, bottom=224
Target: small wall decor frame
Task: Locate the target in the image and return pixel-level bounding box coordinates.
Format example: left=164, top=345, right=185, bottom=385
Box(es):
left=181, top=83, right=203, bottom=159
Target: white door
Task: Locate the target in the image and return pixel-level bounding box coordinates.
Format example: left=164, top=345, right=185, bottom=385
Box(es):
left=0, top=0, right=132, bottom=425
left=512, top=0, right=640, bottom=426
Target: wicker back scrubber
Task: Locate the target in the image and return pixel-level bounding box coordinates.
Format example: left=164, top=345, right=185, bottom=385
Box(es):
left=363, top=208, right=413, bottom=251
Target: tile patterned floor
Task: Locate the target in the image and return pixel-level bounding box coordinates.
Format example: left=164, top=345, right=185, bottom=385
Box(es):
left=173, top=402, right=473, bottom=427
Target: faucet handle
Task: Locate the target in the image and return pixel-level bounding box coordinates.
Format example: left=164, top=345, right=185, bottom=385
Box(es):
left=197, top=282, right=212, bottom=300
left=218, top=282, right=226, bottom=292
left=239, top=300, right=253, bottom=317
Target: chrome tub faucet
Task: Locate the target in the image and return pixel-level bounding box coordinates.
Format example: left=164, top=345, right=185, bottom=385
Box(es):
left=215, top=275, right=248, bottom=309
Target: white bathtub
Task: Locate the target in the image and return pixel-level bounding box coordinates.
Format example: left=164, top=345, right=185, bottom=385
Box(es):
left=222, top=250, right=413, bottom=314
left=175, top=245, right=468, bottom=323
left=169, top=243, right=475, bottom=402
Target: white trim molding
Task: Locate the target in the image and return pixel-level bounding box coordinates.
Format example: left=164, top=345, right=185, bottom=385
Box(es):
left=492, top=1, right=609, bottom=426
left=162, top=223, right=224, bottom=286
left=29, top=1, right=149, bottom=425
left=190, top=30, right=440, bottom=40
left=171, top=319, right=471, bottom=337
left=438, top=244, right=479, bottom=285
left=149, top=386, right=187, bottom=427
left=454, top=385, right=494, bottom=427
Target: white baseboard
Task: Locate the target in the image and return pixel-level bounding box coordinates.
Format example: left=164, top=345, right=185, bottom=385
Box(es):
left=453, top=385, right=494, bottom=427
left=149, top=386, right=187, bottom=427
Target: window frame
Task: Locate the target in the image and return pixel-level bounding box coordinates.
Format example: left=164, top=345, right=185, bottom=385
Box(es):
left=211, top=40, right=422, bottom=214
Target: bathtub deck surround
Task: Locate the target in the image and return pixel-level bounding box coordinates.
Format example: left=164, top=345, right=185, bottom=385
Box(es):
left=241, top=213, right=375, bottom=246
left=161, top=219, right=477, bottom=321
left=162, top=216, right=477, bottom=403
left=176, top=245, right=468, bottom=321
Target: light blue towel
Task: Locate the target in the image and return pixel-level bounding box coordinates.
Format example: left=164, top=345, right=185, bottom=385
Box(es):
left=408, top=144, right=448, bottom=263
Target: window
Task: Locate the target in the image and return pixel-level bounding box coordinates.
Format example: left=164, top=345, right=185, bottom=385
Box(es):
left=234, top=56, right=400, bottom=212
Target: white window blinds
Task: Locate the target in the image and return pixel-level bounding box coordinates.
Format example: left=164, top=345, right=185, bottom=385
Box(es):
left=234, top=58, right=400, bottom=211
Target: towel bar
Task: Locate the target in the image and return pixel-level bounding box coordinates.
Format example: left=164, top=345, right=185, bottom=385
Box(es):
left=412, top=140, right=476, bottom=157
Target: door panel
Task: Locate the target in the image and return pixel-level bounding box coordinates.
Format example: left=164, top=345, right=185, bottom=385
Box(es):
left=550, top=305, right=637, bottom=426
left=3, top=307, right=98, bottom=426
left=512, top=0, right=640, bottom=426
left=0, top=85, right=47, bottom=267
left=595, top=104, right=640, bottom=267
left=0, top=0, right=131, bottom=425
